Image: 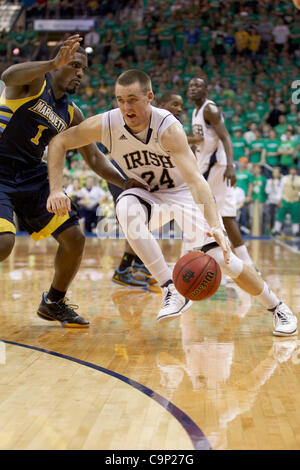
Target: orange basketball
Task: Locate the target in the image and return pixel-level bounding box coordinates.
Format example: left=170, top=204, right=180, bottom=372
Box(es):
left=292, top=0, right=300, bottom=9
left=173, top=252, right=221, bottom=301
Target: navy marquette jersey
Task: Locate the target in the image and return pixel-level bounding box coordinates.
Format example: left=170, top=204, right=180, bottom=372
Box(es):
left=0, top=73, right=75, bottom=166
left=0, top=73, right=79, bottom=240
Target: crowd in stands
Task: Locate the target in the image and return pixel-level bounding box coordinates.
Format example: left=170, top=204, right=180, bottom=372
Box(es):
left=1, top=0, right=300, bottom=236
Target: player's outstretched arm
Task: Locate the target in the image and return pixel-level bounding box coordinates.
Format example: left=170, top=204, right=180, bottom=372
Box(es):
left=1, top=34, right=82, bottom=90
left=203, top=103, right=236, bottom=186
left=73, top=106, right=148, bottom=191
left=47, top=114, right=101, bottom=216
left=161, top=122, right=230, bottom=263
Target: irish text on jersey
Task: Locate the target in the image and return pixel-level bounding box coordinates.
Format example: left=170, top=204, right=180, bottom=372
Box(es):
left=122, top=150, right=175, bottom=170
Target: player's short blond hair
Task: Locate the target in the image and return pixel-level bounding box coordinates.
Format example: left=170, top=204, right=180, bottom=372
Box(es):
left=116, top=69, right=152, bottom=94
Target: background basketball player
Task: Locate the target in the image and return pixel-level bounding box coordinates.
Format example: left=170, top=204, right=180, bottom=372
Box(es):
left=187, top=77, right=258, bottom=271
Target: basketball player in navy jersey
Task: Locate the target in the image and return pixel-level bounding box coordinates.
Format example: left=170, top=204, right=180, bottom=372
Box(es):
left=46, top=70, right=297, bottom=336
left=187, top=77, right=258, bottom=271
left=0, top=35, right=142, bottom=327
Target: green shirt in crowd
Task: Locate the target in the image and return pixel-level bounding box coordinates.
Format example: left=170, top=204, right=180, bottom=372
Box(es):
left=247, top=139, right=265, bottom=164
left=252, top=175, right=267, bottom=202
left=236, top=170, right=253, bottom=196
left=264, top=138, right=281, bottom=166
left=274, top=123, right=288, bottom=138
left=279, top=140, right=297, bottom=168
left=232, top=137, right=247, bottom=161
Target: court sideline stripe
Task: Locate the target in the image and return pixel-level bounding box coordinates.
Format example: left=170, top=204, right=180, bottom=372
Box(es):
left=273, top=238, right=300, bottom=254
left=1, top=339, right=211, bottom=451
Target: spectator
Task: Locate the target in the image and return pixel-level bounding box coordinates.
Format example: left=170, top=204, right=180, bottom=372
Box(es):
left=199, top=26, right=213, bottom=59
left=158, top=25, right=174, bottom=61
left=244, top=123, right=258, bottom=144
left=77, top=176, right=108, bottom=233
left=247, top=27, right=261, bottom=58
left=134, top=23, right=149, bottom=62
left=251, top=164, right=267, bottom=233
left=185, top=21, right=200, bottom=56
left=265, top=167, right=282, bottom=235
left=46, top=0, right=61, bottom=18
left=247, top=129, right=265, bottom=165
left=236, top=158, right=253, bottom=234
left=272, top=18, right=290, bottom=52
left=243, top=101, right=261, bottom=128
left=272, top=165, right=300, bottom=237
left=286, top=103, right=298, bottom=127
left=257, top=14, right=274, bottom=50
left=232, top=129, right=248, bottom=162
left=289, top=18, right=300, bottom=52
left=84, top=26, right=101, bottom=55
left=230, top=115, right=245, bottom=134
left=274, top=114, right=288, bottom=138
left=234, top=25, right=249, bottom=55
left=101, top=28, right=114, bottom=64
left=223, top=26, right=236, bottom=56
left=262, top=129, right=281, bottom=176
left=278, top=129, right=297, bottom=174
left=7, top=25, right=29, bottom=60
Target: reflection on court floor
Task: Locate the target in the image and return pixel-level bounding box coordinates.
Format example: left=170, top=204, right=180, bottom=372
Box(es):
left=0, top=237, right=299, bottom=450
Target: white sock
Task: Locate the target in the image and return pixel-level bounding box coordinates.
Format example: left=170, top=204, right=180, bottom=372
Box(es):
left=292, top=223, right=299, bottom=235
left=234, top=244, right=253, bottom=265
left=273, top=221, right=282, bottom=233
left=116, top=195, right=172, bottom=285
left=255, top=282, right=280, bottom=310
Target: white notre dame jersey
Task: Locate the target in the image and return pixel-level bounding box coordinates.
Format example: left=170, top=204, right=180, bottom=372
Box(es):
left=101, top=106, right=188, bottom=192
left=192, top=99, right=227, bottom=171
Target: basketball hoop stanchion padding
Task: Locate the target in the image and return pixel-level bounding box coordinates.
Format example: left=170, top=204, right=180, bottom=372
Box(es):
left=251, top=199, right=261, bottom=237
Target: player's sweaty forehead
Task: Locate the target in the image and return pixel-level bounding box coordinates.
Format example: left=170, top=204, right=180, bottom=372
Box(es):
left=115, top=82, right=148, bottom=100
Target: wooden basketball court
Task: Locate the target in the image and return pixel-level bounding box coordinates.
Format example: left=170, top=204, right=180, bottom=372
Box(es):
left=0, top=236, right=299, bottom=450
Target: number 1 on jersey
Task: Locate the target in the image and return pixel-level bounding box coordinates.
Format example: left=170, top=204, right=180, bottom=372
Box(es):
left=31, top=125, right=48, bottom=145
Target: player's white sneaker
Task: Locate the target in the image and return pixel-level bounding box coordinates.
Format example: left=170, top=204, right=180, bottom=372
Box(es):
left=272, top=303, right=298, bottom=336
left=157, top=283, right=192, bottom=322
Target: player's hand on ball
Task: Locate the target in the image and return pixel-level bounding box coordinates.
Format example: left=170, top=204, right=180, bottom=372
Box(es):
left=207, top=227, right=231, bottom=264
left=47, top=191, right=71, bottom=217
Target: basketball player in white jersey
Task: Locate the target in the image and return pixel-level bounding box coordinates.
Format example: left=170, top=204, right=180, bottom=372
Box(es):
left=110, top=91, right=184, bottom=288
left=187, top=77, right=257, bottom=270
left=45, top=69, right=297, bottom=336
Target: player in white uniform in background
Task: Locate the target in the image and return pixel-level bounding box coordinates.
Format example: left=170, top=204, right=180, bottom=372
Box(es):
left=45, top=69, right=297, bottom=336
left=187, top=78, right=258, bottom=271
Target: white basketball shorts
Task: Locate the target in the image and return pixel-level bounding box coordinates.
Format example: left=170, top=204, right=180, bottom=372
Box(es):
left=117, top=185, right=224, bottom=250
left=205, top=165, right=237, bottom=218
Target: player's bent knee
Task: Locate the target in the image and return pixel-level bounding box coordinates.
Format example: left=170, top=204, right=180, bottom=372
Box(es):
left=207, top=246, right=243, bottom=279
left=116, top=195, right=148, bottom=230
left=56, top=226, right=85, bottom=253
left=0, top=233, right=15, bottom=261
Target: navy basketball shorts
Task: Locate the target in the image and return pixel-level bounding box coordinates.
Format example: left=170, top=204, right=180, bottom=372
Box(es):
left=0, top=162, right=79, bottom=241
left=107, top=159, right=128, bottom=204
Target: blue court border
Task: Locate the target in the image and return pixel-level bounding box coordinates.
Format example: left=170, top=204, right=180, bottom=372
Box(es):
left=1, top=339, right=211, bottom=451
